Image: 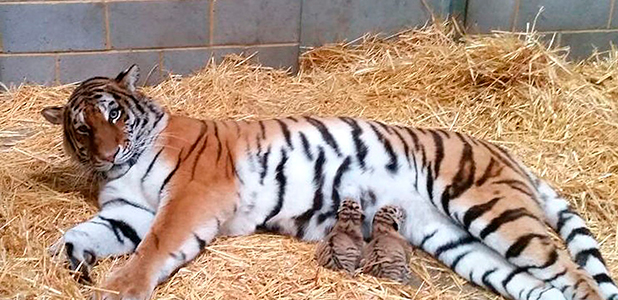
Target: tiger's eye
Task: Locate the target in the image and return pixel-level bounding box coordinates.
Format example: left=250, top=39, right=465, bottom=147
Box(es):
left=109, top=109, right=121, bottom=122
left=76, top=125, right=89, bottom=135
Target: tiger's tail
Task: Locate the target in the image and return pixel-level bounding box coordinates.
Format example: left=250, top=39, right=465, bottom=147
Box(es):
left=533, top=173, right=618, bottom=300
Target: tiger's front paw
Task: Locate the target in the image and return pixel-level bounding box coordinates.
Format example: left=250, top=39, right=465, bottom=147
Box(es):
left=95, top=262, right=154, bottom=300
left=49, top=232, right=97, bottom=283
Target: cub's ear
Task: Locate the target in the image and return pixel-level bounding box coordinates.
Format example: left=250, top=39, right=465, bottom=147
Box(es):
left=115, top=64, right=140, bottom=92
left=41, top=106, right=65, bottom=125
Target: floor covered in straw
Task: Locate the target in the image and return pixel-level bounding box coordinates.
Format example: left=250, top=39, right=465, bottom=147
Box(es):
left=2, top=24, right=618, bottom=300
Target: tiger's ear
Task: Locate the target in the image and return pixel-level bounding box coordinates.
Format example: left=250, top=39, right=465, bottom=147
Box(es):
left=115, top=64, right=140, bottom=92
left=41, top=106, right=65, bottom=125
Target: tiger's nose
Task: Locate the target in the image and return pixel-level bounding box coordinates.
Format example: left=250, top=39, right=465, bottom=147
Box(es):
left=100, top=148, right=120, bottom=163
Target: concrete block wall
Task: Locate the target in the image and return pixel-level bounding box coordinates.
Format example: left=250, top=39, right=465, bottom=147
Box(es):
left=0, top=0, right=446, bottom=86
left=2, top=0, right=614, bottom=86
left=466, top=0, right=618, bottom=59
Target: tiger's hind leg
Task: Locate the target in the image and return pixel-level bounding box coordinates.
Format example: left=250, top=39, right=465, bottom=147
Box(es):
left=404, top=205, right=565, bottom=300
left=536, top=179, right=618, bottom=300
left=450, top=187, right=603, bottom=300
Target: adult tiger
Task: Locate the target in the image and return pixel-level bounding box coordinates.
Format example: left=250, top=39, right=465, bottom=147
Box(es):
left=42, top=65, right=617, bottom=300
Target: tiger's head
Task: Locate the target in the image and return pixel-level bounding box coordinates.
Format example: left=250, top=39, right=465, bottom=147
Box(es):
left=41, top=65, right=166, bottom=177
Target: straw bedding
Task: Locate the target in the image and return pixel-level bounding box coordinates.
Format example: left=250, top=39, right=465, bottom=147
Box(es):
left=1, top=24, right=618, bottom=300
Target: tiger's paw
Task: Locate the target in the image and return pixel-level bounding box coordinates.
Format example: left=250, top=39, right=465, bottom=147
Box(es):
left=49, top=232, right=97, bottom=283
left=95, top=263, right=154, bottom=300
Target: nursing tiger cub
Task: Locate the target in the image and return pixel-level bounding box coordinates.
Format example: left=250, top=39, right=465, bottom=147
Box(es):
left=42, top=65, right=617, bottom=300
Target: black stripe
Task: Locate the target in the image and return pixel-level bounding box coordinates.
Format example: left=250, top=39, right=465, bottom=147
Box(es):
left=141, top=148, right=163, bottom=183
left=392, top=127, right=412, bottom=167
left=340, top=117, right=368, bottom=170
left=99, top=216, right=141, bottom=248
left=275, top=119, right=293, bottom=149
left=419, top=230, right=438, bottom=249
left=294, top=150, right=325, bottom=238
left=403, top=127, right=420, bottom=150
left=226, top=141, right=237, bottom=179
left=594, top=273, right=615, bottom=284
left=91, top=220, right=122, bottom=243
left=214, top=123, right=223, bottom=162
left=566, top=227, right=594, bottom=244
left=429, top=130, right=445, bottom=176
left=543, top=269, right=567, bottom=282
left=502, top=268, right=526, bottom=288
left=450, top=250, right=471, bottom=271
left=505, top=233, right=547, bottom=259
left=525, top=286, right=539, bottom=300
left=159, top=150, right=183, bottom=195
left=258, top=121, right=266, bottom=140
left=462, top=197, right=502, bottom=229
left=330, top=156, right=352, bottom=213
left=479, top=140, right=531, bottom=184
left=556, top=209, right=575, bottom=231
left=434, top=236, right=476, bottom=257
left=426, top=168, right=434, bottom=201
left=575, top=248, right=606, bottom=267
left=100, top=198, right=155, bottom=215
left=532, top=248, right=558, bottom=270
left=476, top=157, right=501, bottom=186
left=375, top=121, right=393, bottom=134
left=534, top=287, right=552, bottom=300
left=305, top=117, right=341, bottom=156
left=191, top=135, right=209, bottom=180
left=264, top=149, right=289, bottom=223
left=480, top=208, right=537, bottom=239
left=481, top=268, right=499, bottom=295
left=183, top=121, right=207, bottom=161
left=440, top=140, right=476, bottom=215
left=299, top=132, right=313, bottom=160
left=194, top=233, right=206, bottom=250
left=369, top=123, right=398, bottom=173
left=259, top=146, right=272, bottom=185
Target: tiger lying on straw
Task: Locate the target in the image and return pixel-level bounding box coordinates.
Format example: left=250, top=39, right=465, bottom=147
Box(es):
left=42, top=65, right=617, bottom=300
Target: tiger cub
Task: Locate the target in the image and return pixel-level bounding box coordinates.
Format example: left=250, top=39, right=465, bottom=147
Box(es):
left=360, top=205, right=413, bottom=284
left=315, top=198, right=364, bottom=274
left=42, top=65, right=617, bottom=300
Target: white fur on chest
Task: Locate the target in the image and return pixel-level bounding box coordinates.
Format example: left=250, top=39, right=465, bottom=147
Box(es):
left=99, top=148, right=175, bottom=211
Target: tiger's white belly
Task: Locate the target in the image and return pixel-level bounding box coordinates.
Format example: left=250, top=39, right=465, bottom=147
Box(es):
left=222, top=130, right=436, bottom=242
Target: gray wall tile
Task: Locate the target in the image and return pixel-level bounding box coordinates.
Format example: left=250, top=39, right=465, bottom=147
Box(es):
left=560, top=31, right=618, bottom=60
left=212, top=45, right=299, bottom=71
left=466, top=0, right=517, bottom=33
left=0, top=3, right=105, bottom=53
left=301, top=0, right=432, bottom=46
left=58, top=51, right=161, bottom=85
left=109, top=0, right=209, bottom=49
left=213, top=0, right=301, bottom=45
left=611, top=3, right=618, bottom=28
left=425, top=0, right=451, bottom=17
left=162, top=49, right=214, bottom=76
left=0, top=55, right=56, bottom=85
left=516, top=0, right=611, bottom=31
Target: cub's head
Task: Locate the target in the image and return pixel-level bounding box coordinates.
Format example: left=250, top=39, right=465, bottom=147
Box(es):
left=372, top=205, right=405, bottom=233
left=41, top=65, right=164, bottom=173
left=336, top=199, right=365, bottom=225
